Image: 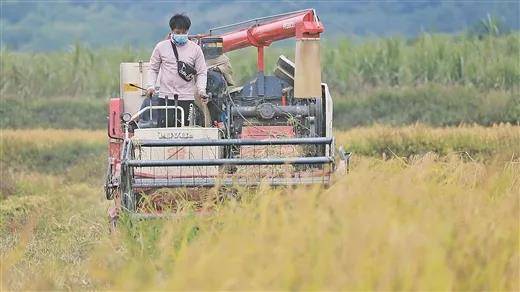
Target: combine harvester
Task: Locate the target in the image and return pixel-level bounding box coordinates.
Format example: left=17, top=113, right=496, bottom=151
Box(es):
left=104, top=9, right=350, bottom=221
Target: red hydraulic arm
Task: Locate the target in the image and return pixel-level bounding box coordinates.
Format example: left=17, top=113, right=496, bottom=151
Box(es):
left=209, top=9, right=324, bottom=72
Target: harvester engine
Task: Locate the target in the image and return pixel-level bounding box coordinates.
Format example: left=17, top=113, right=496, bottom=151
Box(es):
left=205, top=56, right=326, bottom=143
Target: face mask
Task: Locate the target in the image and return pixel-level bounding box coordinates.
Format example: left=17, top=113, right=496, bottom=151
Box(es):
left=171, top=33, right=188, bottom=45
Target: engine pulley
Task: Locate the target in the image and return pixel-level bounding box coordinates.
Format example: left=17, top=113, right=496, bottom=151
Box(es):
left=257, top=103, right=276, bottom=119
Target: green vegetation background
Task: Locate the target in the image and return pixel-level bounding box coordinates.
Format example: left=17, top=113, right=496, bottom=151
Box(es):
left=1, top=34, right=519, bottom=129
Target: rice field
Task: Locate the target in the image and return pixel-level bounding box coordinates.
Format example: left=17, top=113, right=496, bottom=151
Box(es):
left=0, top=125, right=518, bottom=290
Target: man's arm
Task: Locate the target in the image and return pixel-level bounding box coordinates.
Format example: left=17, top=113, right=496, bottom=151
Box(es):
left=146, top=44, right=161, bottom=94
left=194, top=45, right=207, bottom=95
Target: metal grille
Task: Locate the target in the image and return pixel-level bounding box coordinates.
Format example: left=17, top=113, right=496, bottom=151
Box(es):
left=120, top=137, right=334, bottom=212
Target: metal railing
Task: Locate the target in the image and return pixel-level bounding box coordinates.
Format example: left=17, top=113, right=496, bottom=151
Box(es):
left=119, top=136, right=335, bottom=212
left=131, top=105, right=185, bottom=127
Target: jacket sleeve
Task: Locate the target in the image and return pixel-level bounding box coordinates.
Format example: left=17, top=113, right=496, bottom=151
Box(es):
left=146, top=44, right=161, bottom=89
left=194, top=45, right=207, bottom=94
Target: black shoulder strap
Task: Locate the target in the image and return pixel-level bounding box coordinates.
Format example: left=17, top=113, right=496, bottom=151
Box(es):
left=170, top=41, right=179, bottom=61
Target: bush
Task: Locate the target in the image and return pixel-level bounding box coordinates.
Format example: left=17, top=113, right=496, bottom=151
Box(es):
left=1, top=34, right=518, bottom=99
left=333, top=85, right=520, bottom=128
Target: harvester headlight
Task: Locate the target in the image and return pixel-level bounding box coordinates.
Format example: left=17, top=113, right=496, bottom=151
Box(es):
left=121, top=112, right=132, bottom=123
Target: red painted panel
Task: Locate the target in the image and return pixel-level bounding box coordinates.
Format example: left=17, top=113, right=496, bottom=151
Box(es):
left=108, top=98, right=123, bottom=164
left=108, top=98, right=123, bottom=139
left=109, top=140, right=121, bottom=162
left=240, top=126, right=297, bottom=159
left=241, top=126, right=295, bottom=139
left=219, top=10, right=324, bottom=52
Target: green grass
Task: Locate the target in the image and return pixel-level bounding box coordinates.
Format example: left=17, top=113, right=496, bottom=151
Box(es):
left=322, top=33, right=520, bottom=93
left=1, top=85, right=518, bottom=129
left=334, top=85, right=520, bottom=128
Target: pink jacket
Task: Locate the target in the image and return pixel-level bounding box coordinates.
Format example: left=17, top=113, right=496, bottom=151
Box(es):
left=147, top=39, right=207, bottom=100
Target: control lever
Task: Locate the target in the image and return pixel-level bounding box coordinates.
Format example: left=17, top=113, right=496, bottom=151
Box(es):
left=165, top=95, right=169, bottom=128
left=194, top=92, right=211, bottom=127
left=174, top=94, right=179, bottom=127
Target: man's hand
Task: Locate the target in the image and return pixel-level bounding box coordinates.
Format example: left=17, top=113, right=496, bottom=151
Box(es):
left=146, top=87, right=155, bottom=97
left=199, top=90, right=209, bottom=104
left=195, top=90, right=211, bottom=127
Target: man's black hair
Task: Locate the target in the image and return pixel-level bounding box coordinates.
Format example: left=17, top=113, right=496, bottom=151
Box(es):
left=169, top=13, right=191, bottom=31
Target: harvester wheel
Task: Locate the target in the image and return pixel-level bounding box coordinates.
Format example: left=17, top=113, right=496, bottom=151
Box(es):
left=104, top=163, right=115, bottom=200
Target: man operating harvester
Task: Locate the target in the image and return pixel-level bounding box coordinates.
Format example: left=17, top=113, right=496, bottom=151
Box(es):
left=145, top=13, right=208, bottom=127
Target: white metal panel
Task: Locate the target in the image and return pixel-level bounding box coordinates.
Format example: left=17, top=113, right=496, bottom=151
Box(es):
left=132, top=127, right=221, bottom=178
left=120, top=62, right=152, bottom=115
left=322, top=83, right=333, bottom=156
